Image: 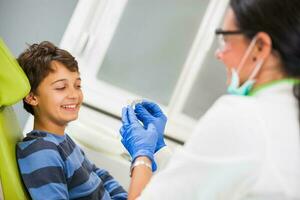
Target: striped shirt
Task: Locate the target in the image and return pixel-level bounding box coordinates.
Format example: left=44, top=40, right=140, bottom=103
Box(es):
left=17, top=130, right=127, bottom=200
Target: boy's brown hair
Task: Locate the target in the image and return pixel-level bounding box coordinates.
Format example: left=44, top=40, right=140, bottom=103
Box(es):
left=17, top=41, right=79, bottom=115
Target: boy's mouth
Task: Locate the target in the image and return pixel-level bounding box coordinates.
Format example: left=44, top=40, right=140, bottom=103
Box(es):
left=61, top=104, right=78, bottom=111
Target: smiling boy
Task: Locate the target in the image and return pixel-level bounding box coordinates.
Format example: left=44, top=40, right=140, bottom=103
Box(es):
left=16, top=41, right=127, bottom=200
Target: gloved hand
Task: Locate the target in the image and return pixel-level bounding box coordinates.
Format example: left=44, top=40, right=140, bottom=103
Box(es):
left=134, top=101, right=167, bottom=152
left=120, top=106, right=158, bottom=171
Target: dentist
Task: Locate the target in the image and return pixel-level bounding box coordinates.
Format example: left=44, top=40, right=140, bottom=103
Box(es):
left=120, top=0, right=300, bottom=199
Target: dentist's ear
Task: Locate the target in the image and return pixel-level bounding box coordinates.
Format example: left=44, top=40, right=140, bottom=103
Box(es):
left=255, top=32, right=272, bottom=58
left=24, top=92, right=38, bottom=106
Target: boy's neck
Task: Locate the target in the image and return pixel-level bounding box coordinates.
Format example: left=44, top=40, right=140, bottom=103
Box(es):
left=34, top=118, right=66, bottom=135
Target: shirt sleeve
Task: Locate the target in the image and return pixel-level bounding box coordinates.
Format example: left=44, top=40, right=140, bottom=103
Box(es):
left=92, top=166, right=127, bottom=200
left=137, top=96, right=267, bottom=200
left=17, top=138, right=69, bottom=200
left=80, top=150, right=127, bottom=200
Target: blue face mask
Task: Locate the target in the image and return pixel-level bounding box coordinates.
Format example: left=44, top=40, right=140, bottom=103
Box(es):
left=227, top=37, right=264, bottom=96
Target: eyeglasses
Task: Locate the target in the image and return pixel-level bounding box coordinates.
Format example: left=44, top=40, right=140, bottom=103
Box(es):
left=215, top=28, right=244, bottom=35
left=215, top=28, right=244, bottom=52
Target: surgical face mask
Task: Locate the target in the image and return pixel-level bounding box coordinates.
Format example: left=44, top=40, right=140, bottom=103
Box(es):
left=227, top=37, right=264, bottom=96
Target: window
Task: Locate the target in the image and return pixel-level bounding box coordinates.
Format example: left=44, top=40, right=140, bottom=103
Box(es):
left=61, top=0, right=229, bottom=142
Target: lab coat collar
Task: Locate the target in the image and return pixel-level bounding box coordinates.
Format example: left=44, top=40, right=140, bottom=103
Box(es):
left=248, top=78, right=300, bottom=97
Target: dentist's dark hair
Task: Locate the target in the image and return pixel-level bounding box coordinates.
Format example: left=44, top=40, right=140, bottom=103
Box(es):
left=230, top=0, right=300, bottom=119
left=17, top=41, right=79, bottom=115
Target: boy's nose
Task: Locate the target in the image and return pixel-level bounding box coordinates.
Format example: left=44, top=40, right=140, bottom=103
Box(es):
left=67, top=88, right=80, bottom=99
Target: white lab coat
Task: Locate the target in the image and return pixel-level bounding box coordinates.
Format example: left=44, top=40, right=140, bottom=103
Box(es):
left=138, top=82, right=300, bottom=200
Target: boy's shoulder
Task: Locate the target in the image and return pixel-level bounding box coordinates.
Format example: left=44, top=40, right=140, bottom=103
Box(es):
left=16, top=131, right=69, bottom=179
left=17, top=130, right=67, bottom=157
left=17, top=130, right=80, bottom=162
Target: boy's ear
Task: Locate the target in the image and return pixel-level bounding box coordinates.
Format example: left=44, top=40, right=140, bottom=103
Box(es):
left=24, top=92, right=38, bottom=106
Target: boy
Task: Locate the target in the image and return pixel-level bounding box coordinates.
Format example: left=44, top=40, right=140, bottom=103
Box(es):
left=16, top=41, right=127, bottom=200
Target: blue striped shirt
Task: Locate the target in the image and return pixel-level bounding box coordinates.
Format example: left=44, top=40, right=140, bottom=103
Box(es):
left=17, top=130, right=127, bottom=200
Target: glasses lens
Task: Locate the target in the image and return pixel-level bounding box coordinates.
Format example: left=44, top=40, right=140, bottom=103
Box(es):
left=217, top=34, right=226, bottom=52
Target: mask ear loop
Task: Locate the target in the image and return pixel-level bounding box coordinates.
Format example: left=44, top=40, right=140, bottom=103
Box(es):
left=236, top=36, right=258, bottom=73
left=248, top=59, right=264, bottom=81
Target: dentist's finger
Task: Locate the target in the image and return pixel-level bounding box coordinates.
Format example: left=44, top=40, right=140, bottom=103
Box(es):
left=121, top=107, right=129, bottom=126
left=127, top=106, right=139, bottom=124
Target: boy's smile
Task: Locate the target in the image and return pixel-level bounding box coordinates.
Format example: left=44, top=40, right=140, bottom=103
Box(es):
left=61, top=104, right=78, bottom=110
left=29, top=61, right=83, bottom=134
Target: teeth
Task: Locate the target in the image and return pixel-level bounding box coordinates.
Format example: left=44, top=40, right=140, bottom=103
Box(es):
left=62, top=105, right=76, bottom=109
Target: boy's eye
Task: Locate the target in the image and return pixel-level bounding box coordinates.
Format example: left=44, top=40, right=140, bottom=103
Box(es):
left=76, top=85, right=81, bottom=89
left=55, top=87, right=66, bottom=90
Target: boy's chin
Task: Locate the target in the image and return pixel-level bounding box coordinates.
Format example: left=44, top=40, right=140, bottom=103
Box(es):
left=69, top=115, right=78, bottom=121
left=63, top=115, right=79, bottom=124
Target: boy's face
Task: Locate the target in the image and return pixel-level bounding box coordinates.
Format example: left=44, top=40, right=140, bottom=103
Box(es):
left=29, top=61, right=83, bottom=126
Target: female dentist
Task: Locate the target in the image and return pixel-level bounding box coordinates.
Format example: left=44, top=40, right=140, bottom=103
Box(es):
left=120, top=0, right=300, bottom=199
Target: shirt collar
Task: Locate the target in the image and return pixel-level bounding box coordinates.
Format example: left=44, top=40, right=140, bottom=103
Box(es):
left=248, top=78, right=300, bottom=97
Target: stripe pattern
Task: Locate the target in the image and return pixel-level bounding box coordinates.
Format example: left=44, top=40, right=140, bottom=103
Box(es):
left=17, top=130, right=127, bottom=200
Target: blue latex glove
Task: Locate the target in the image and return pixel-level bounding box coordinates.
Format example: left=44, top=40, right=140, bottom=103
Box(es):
left=134, top=101, right=167, bottom=152
left=120, top=106, right=158, bottom=171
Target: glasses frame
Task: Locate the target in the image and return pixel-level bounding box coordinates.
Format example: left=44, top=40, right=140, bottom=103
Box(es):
left=215, top=28, right=244, bottom=35
left=215, top=28, right=247, bottom=52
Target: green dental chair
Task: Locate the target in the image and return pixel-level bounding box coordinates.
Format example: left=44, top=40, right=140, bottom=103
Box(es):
left=0, top=38, right=31, bottom=199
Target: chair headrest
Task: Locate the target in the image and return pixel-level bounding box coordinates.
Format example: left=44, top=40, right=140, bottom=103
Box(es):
left=0, top=38, right=30, bottom=107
